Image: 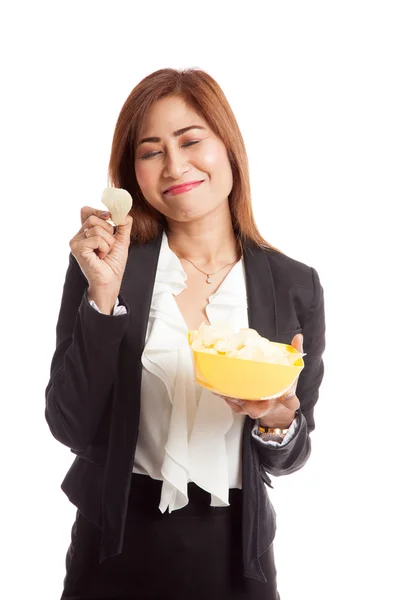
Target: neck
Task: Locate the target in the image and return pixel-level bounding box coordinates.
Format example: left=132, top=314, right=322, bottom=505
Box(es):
left=166, top=204, right=241, bottom=269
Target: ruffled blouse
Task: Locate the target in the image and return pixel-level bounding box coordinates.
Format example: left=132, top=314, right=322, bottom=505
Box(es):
left=132, top=231, right=249, bottom=513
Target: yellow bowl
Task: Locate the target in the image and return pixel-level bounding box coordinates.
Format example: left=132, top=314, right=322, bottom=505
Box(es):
left=190, top=342, right=304, bottom=400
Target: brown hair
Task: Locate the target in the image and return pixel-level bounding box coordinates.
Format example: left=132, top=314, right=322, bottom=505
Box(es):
left=108, top=68, right=280, bottom=252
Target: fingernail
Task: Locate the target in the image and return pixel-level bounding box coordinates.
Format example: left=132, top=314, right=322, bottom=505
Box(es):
left=101, top=211, right=110, bottom=217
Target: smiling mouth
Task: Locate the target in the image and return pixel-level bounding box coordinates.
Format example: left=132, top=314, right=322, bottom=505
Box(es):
left=163, top=180, right=204, bottom=195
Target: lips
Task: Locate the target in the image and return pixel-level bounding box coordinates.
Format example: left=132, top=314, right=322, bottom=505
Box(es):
left=163, top=180, right=204, bottom=194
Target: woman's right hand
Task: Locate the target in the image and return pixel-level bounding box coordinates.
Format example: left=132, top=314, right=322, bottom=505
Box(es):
left=69, top=206, right=133, bottom=294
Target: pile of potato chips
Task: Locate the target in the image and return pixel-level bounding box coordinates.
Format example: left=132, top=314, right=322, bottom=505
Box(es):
left=188, top=322, right=304, bottom=366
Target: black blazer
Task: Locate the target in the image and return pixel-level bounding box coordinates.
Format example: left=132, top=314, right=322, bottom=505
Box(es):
left=45, top=231, right=325, bottom=584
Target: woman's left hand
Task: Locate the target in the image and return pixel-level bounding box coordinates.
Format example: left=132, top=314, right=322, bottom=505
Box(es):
left=214, top=334, right=303, bottom=428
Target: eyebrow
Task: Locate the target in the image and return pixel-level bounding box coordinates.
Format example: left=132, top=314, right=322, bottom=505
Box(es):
left=137, top=125, right=206, bottom=147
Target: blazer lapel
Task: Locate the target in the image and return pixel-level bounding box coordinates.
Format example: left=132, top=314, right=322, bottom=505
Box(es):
left=100, top=232, right=163, bottom=560
left=241, top=240, right=279, bottom=581
left=121, top=232, right=164, bottom=348
left=243, top=240, right=278, bottom=341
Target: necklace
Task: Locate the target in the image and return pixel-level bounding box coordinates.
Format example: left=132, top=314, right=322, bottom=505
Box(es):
left=179, top=255, right=241, bottom=284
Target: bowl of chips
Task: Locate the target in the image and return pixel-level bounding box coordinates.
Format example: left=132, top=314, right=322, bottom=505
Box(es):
left=188, top=322, right=305, bottom=400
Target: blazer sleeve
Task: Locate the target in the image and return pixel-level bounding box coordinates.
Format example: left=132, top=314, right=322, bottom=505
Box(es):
left=44, top=252, right=130, bottom=452
left=253, top=266, right=325, bottom=476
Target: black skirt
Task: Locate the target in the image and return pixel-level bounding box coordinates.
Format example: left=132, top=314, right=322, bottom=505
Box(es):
left=61, top=473, right=280, bottom=600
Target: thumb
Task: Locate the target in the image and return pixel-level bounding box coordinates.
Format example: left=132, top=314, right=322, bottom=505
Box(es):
left=113, top=214, right=133, bottom=243
left=291, top=333, right=304, bottom=353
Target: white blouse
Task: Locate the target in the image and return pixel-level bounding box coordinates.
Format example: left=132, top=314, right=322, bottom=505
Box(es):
left=89, top=232, right=298, bottom=513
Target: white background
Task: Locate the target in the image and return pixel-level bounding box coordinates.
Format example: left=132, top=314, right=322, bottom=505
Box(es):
left=1, top=1, right=399, bottom=598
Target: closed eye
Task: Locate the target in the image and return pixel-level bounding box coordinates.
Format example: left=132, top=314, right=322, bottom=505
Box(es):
left=140, top=140, right=200, bottom=160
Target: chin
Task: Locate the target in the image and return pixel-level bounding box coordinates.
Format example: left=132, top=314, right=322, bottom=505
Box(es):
left=166, top=210, right=206, bottom=223
left=152, top=195, right=229, bottom=223
left=159, top=200, right=209, bottom=221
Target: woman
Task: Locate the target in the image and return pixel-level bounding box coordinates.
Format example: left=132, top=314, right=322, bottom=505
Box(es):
left=45, top=68, right=325, bottom=599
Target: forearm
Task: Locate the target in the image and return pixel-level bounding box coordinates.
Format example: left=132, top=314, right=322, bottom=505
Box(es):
left=45, top=285, right=129, bottom=451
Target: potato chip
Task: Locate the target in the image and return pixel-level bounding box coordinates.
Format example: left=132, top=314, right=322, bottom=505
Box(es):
left=101, top=187, right=133, bottom=226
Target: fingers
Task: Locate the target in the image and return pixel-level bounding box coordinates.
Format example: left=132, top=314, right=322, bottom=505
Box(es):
left=81, top=223, right=116, bottom=245
left=72, top=232, right=112, bottom=258
left=215, top=382, right=301, bottom=417
left=223, top=397, right=247, bottom=414
left=78, top=206, right=133, bottom=246
left=279, top=390, right=300, bottom=411
left=216, top=392, right=300, bottom=421
left=84, top=225, right=117, bottom=260
left=220, top=395, right=268, bottom=418
left=79, top=212, right=115, bottom=237
left=70, top=212, right=116, bottom=260
left=80, top=206, right=113, bottom=227
left=213, top=394, right=246, bottom=413
left=70, top=210, right=116, bottom=260
left=223, top=397, right=270, bottom=419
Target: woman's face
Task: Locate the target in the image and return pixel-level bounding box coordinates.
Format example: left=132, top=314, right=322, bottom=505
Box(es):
left=134, top=95, right=233, bottom=223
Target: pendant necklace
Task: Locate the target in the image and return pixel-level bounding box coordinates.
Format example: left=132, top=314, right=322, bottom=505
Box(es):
left=179, top=255, right=241, bottom=284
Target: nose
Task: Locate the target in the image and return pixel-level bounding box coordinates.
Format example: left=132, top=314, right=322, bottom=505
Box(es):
left=162, top=147, right=189, bottom=180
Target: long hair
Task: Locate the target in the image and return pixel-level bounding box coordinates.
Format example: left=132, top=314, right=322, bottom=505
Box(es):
left=108, top=68, right=280, bottom=252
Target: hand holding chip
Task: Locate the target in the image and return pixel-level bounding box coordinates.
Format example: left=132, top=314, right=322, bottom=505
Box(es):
left=69, top=187, right=133, bottom=312
left=69, top=187, right=133, bottom=284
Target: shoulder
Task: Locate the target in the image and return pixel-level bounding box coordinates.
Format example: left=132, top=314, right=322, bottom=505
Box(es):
left=265, top=247, right=319, bottom=291
left=253, top=246, right=324, bottom=326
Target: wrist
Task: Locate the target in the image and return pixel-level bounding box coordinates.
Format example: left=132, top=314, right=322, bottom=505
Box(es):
left=259, top=410, right=296, bottom=429
left=88, top=287, right=119, bottom=315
